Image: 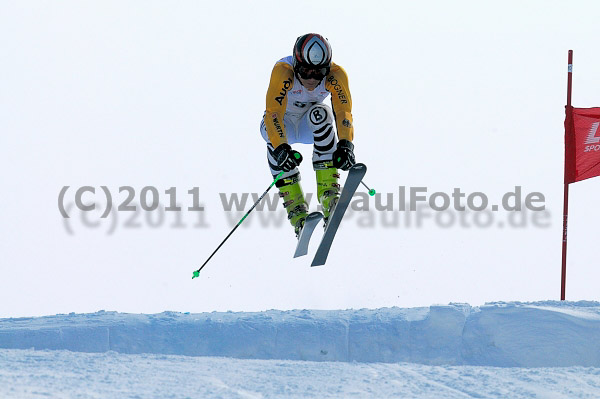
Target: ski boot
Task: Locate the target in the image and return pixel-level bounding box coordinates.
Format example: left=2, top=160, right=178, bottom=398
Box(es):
left=276, top=172, right=309, bottom=238
left=315, top=160, right=341, bottom=227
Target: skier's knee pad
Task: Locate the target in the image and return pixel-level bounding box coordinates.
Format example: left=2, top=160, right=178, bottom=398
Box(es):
left=307, top=104, right=337, bottom=161
left=306, top=104, right=334, bottom=130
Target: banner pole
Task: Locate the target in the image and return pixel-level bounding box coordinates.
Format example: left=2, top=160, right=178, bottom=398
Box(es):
left=561, top=50, right=573, bottom=301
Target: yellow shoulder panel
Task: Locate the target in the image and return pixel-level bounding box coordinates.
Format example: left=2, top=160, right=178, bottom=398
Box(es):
left=265, top=62, right=295, bottom=148
left=326, top=63, right=354, bottom=142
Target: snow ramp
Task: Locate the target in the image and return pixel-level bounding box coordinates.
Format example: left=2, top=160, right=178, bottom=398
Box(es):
left=1, top=301, right=599, bottom=367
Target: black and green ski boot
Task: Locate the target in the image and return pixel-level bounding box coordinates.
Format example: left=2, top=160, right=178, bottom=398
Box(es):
left=315, top=161, right=341, bottom=227
left=276, top=173, right=309, bottom=238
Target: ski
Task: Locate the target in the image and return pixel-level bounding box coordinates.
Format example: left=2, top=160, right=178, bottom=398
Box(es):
left=311, top=163, right=367, bottom=267
left=294, top=211, right=323, bottom=258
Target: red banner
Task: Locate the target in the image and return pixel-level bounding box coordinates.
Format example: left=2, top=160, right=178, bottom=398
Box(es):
left=565, top=107, right=600, bottom=183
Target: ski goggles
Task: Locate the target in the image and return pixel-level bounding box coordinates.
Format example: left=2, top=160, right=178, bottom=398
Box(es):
left=296, top=65, right=329, bottom=80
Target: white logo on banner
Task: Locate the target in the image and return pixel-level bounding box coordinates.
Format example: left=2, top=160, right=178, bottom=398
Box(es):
left=584, top=122, right=600, bottom=144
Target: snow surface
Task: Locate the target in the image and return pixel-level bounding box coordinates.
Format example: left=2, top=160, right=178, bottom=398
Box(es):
left=1, top=301, right=600, bottom=398
left=1, top=301, right=599, bottom=367
left=1, top=349, right=599, bottom=399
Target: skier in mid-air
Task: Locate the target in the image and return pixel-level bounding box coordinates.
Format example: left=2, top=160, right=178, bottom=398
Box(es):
left=260, top=33, right=356, bottom=238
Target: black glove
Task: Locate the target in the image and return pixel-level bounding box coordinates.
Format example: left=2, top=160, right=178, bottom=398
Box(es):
left=332, top=139, right=355, bottom=171
left=273, top=143, right=303, bottom=172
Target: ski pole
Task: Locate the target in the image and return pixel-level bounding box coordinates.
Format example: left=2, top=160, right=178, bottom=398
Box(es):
left=361, top=180, right=376, bottom=196
left=192, top=170, right=285, bottom=279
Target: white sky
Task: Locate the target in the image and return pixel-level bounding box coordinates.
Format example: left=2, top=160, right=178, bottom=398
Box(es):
left=1, top=0, right=600, bottom=317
